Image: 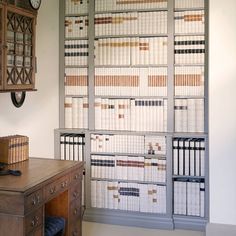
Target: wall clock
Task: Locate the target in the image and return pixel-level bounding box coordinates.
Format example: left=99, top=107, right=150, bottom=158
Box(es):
left=29, top=0, right=41, bottom=10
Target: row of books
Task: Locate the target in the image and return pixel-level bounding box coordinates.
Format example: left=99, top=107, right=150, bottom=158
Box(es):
left=95, top=0, right=167, bottom=12
left=65, top=98, right=204, bottom=132
left=65, top=68, right=88, bottom=96
left=0, top=135, right=29, bottom=164
left=65, top=97, right=88, bottom=129
left=64, top=38, right=205, bottom=67
left=175, top=66, right=204, bottom=96
left=94, top=37, right=168, bottom=66
left=60, top=133, right=85, bottom=161
left=64, top=0, right=204, bottom=15
left=91, top=134, right=166, bottom=155
left=65, top=0, right=88, bottom=15
left=64, top=39, right=88, bottom=66
left=64, top=0, right=201, bottom=15
left=175, top=98, right=204, bottom=132
left=175, top=36, right=205, bottom=64
left=7, top=43, right=32, bottom=57
left=64, top=66, right=204, bottom=97
left=95, top=11, right=167, bottom=36
left=7, top=55, right=31, bottom=67
left=95, top=98, right=167, bottom=131
left=175, top=0, right=204, bottom=9
left=7, top=31, right=31, bottom=44
left=7, top=31, right=17, bottom=42
left=173, top=138, right=205, bottom=177
left=175, top=10, right=205, bottom=34
left=65, top=16, right=88, bottom=38
left=91, top=180, right=166, bottom=213
left=95, top=67, right=167, bottom=96
left=174, top=180, right=205, bottom=217
left=91, top=155, right=166, bottom=182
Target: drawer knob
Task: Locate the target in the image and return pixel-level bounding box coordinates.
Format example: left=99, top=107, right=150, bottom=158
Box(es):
left=32, top=199, right=36, bottom=205
left=73, top=231, right=78, bottom=236
left=74, top=174, right=78, bottom=179
left=74, top=208, right=78, bottom=215
left=50, top=186, right=56, bottom=194
left=32, top=195, right=40, bottom=205
left=31, top=216, right=39, bottom=227
left=73, top=191, right=79, bottom=198
left=61, top=181, right=68, bottom=188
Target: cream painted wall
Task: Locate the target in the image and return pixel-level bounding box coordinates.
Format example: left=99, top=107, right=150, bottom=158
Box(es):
left=209, top=0, right=236, bottom=225
left=0, top=0, right=59, bottom=157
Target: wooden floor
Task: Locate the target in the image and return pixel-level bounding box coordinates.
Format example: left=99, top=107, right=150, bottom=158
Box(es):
left=82, top=221, right=204, bottom=236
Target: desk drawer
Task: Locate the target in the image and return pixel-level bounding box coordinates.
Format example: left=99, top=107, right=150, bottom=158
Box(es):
left=25, top=189, right=43, bottom=213
left=44, top=175, right=70, bottom=201
left=71, top=168, right=83, bottom=185
left=68, top=219, right=82, bottom=236
left=27, top=225, right=43, bottom=236
left=70, top=199, right=82, bottom=221
left=69, top=183, right=82, bottom=202
left=25, top=207, right=43, bottom=235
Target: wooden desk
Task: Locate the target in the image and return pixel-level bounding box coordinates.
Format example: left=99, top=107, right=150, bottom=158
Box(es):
left=0, top=158, right=84, bottom=236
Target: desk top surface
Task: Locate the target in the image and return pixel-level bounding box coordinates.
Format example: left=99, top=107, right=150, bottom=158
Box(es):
left=0, top=158, right=84, bottom=193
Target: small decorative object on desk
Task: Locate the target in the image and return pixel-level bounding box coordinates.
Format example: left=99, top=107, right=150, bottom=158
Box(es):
left=0, top=135, right=29, bottom=164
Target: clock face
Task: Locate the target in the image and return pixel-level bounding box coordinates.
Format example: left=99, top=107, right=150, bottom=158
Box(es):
left=30, top=0, right=41, bottom=10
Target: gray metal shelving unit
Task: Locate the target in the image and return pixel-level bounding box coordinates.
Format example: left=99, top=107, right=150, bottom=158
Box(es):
left=55, top=0, right=208, bottom=231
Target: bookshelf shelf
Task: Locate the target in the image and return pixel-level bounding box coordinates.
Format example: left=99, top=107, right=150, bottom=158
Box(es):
left=65, top=95, right=88, bottom=98
left=174, top=95, right=205, bottom=99
left=95, top=34, right=168, bottom=39
left=56, top=0, right=208, bottom=231
left=65, top=13, right=88, bottom=17
left=65, top=37, right=88, bottom=40
left=95, top=8, right=168, bottom=14
left=174, top=33, right=205, bottom=36
left=64, top=65, right=89, bottom=68
left=174, top=64, right=205, bottom=67
left=173, top=176, right=205, bottom=180
left=94, top=64, right=168, bottom=68
left=174, top=7, right=205, bottom=12
left=91, top=152, right=166, bottom=159
left=172, top=132, right=207, bottom=138
left=94, top=95, right=168, bottom=99
left=90, top=178, right=167, bottom=186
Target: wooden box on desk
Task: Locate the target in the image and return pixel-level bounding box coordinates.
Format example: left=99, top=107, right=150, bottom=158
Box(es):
left=0, top=135, right=29, bottom=164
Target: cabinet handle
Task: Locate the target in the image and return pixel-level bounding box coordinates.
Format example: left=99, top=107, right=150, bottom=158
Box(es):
left=32, top=198, right=37, bottom=205
left=50, top=186, right=56, bottom=194
left=74, top=208, right=78, bottom=215
left=31, top=216, right=39, bottom=227
left=73, top=191, right=79, bottom=198
left=32, top=195, right=40, bottom=205
left=73, top=231, right=78, bottom=236
left=61, top=181, right=68, bottom=188
left=74, top=174, right=78, bottom=179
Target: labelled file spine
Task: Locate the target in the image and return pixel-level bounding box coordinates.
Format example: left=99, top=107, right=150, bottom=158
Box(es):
left=174, top=178, right=205, bottom=217
left=60, top=133, right=85, bottom=161
left=172, top=137, right=205, bottom=177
